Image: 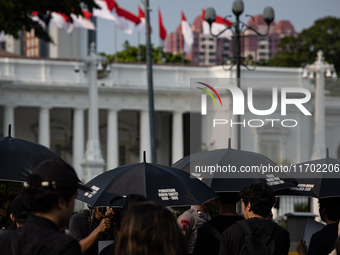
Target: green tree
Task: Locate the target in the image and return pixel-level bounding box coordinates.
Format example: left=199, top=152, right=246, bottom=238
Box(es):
left=267, top=17, right=340, bottom=71
left=0, top=0, right=99, bottom=42
left=100, top=40, right=191, bottom=64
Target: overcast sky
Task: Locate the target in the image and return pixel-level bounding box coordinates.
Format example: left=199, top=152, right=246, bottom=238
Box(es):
left=97, top=0, right=340, bottom=54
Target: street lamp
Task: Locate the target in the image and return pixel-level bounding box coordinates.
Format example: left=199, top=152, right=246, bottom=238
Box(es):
left=302, top=50, right=337, bottom=160
left=75, top=42, right=111, bottom=183
left=205, top=0, right=274, bottom=150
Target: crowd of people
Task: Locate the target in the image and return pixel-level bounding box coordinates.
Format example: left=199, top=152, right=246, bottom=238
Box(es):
left=0, top=157, right=339, bottom=255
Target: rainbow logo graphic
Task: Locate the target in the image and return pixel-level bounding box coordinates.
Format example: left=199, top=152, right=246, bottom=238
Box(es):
left=196, top=82, right=222, bottom=115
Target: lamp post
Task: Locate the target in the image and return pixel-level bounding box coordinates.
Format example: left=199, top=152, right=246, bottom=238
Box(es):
left=75, top=42, right=111, bottom=183
left=302, top=50, right=337, bottom=160
left=205, top=0, right=274, bottom=150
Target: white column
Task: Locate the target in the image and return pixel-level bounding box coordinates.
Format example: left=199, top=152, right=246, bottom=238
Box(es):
left=107, top=109, right=119, bottom=170
left=73, top=108, right=85, bottom=181
left=39, top=107, right=50, bottom=148
left=82, top=43, right=105, bottom=183
left=172, top=111, right=183, bottom=164
left=3, top=105, right=15, bottom=137
left=140, top=110, right=151, bottom=162
left=311, top=59, right=326, bottom=160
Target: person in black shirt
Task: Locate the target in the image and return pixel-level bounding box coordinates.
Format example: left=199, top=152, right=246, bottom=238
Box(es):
left=219, top=183, right=290, bottom=255
left=69, top=206, right=116, bottom=255
left=192, top=192, right=244, bottom=255
left=297, top=197, right=340, bottom=255
left=0, top=157, right=92, bottom=255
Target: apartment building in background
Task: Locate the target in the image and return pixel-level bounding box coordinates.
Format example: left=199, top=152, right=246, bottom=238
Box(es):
left=166, top=14, right=296, bottom=66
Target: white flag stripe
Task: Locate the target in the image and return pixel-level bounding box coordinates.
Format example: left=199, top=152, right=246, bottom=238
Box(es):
left=93, top=0, right=117, bottom=21
left=71, top=14, right=95, bottom=30
left=181, top=20, right=193, bottom=53
left=202, top=20, right=232, bottom=39
left=50, top=12, right=73, bottom=33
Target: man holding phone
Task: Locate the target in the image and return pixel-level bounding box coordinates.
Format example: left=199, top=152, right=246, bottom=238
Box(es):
left=69, top=206, right=116, bottom=255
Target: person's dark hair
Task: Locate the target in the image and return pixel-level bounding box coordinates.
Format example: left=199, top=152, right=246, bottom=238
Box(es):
left=240, top=183, right=275, bottom=218
left=22, top=174, right=77, bottom=213
left=115, top=194, right=148, bottom=230
left=218, top=192, right=240, bottom=204
left=115, top=202, right=186, bottom=255
left=319, top=197, right=340, bottom=221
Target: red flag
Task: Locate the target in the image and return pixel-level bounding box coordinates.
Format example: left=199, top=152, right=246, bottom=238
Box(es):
left=158, top=8, right=167, bottom=41
left=202, top=9, right=233, bottom=39
left=115, top=6, right=141, bottom=25
left=138, top=6, right=145, bottom=19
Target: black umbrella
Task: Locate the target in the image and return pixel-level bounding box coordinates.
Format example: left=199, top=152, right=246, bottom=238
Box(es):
left=172, top=139, right=297, bottom=192
left=275, top=149, right=340, bottom=199
left=77, top=154, right=218, bottom=207
left=0, top=125, right=61, bottom=182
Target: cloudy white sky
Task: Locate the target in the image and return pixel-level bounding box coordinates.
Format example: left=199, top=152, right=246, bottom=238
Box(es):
left=97, top=0, right=340, bottom=54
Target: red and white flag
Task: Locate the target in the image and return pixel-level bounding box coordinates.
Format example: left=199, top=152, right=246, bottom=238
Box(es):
left=202, top=9, right=233, bottom=39
left=50, top=12, right=73, bottom=33
left=113, top=5, right=140, bottom=35
left=71, top=10, right=95, bottom=30
left=181, top=11, right=193, bottom=53
left=158, top=8, right=167, bottom=42
left=93, top=0, right=117, bottom=21
left=137, top=6, right=146, bottom=32
left=31, top=11, right=46, bottom=29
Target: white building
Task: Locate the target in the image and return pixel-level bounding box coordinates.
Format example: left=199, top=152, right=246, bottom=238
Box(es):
left=1, top=53, right=340, bottom=217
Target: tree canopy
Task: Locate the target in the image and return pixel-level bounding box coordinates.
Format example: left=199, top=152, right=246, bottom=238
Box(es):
left=266, top=16, right=340, bottom=96
left=267, top=16, right=340, bottom=71
left=0, top=0, right=99, bottom=42
left=100, top=41, right=191, bottom=64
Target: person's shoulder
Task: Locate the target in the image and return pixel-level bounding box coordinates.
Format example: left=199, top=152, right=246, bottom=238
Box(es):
left=222, top=220, right=244, bottom=236
left=178, top=208, right=195, bottom=220
left=274, top=222, right=290, bottom=235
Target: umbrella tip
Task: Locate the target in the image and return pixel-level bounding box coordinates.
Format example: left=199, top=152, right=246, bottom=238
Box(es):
left=228, top=138, right=231, bottom=149
left=8, top=124, right=11, bottom=137
left=326, top=148, right=329, bottom=158
left=143, top=151, right=146, bottom=163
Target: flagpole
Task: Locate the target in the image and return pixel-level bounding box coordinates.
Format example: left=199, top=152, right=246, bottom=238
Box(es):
left=114, top=24, right=117, bottom=63
left=159, top=38, right=162, bottom=63
left=138, top=31, right=141, bottom=63
left=144, top=0, right=157, bottom=163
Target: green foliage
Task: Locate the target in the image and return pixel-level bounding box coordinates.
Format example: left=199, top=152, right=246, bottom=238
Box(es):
left=0, top=0, right=99, bottom=43
left=101, top=40, right=191, bottom=64
left=294, top=202, right=309, bottom=212
left=265, top=16, right=340, bottom=96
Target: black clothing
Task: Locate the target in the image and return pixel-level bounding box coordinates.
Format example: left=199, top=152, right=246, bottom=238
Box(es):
left=99, top=241, right=116, bottom=255
left=0, top=214, right=81, bottom=255
left=307, top=223, right=338, bottom=255
left=7, top=222, right=17, bottom=231
left=192, top=215, right=244, bottom=255
left=219, top=217, right=290, bottom=255
left=69, top=212, right=115, bottom=255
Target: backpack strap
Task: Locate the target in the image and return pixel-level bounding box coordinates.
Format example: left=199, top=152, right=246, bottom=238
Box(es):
left=236, top=220, right=254, bottom=236
left=200, top=223, right=222, bottom=241
left=83, top=209, right=91, bottom=237
left=263, top=220, right=277, bottom=237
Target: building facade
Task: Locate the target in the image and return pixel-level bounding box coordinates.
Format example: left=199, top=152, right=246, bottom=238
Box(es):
left=1, top=54, right=340, bottom=218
